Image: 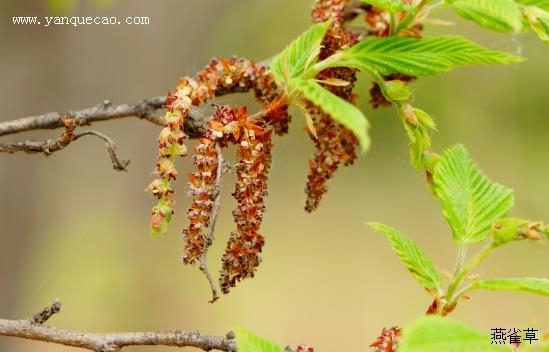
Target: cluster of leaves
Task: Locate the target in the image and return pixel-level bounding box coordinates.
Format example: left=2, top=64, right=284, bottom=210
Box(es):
left=370, top=144, right=549, bottom=316
left=445, top=0, right=549, bottom=43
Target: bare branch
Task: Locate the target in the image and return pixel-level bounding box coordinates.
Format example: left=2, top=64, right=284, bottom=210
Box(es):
left=0, top=300, right=237, bottom=352
left=74, top=130, right=130, bottom=171
left=0, top=56, right=279, bottom=141
left=0, top=117, right=130, bottom=172
left=0, top=97, right=167, bottom=137
left=0, top=116, right=78, bottom=154
left=199, top=144, right=225, bottom=303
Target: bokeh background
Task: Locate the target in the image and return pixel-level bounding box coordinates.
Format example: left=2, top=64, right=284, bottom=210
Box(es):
left=0, top=0, right=548, bottom=351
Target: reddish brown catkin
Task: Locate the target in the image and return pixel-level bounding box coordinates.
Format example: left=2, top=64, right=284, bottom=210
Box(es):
left=215, top=108, right=274, bottom=294
left=305, top=1, right=360, bottom=212
left=147, top=57, right=285, bottom=239
left=182, top=138, right=219, bottom=265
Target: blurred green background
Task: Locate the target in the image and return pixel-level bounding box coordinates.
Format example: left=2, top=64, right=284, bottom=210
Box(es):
left=0, top=0, right=548, bottom=351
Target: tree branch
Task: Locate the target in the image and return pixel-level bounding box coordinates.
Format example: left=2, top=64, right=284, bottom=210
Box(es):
left=0, top=300, right=237, bottom=352
left=0, top=97, right=166, bottom=137
left=73, top=130, right=130, bottom=171
left=0, top=117, right=130, bottom=171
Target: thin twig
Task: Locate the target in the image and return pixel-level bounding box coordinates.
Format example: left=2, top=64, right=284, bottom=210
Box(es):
left=0, top=116, right=78, bottom=154
left=199, top=144, right=225, bottom=303
left=74, top=130, right=130, bottom=171
left=29, top=299, right=62, bottom=325
left=0, top=117, right=130, bottom=172
left=0, top=300, right=237, bottom=352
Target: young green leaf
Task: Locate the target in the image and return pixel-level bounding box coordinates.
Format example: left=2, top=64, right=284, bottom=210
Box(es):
left=233, top=327, right=285, bottom=352
left=368, top=222, right=442, bottom=292
left=524, top=6, right=549, bottom=44
left=361, top=0, right=412, bottom=14
left=400, top=105, right=435, bottom=169
left=434, top=144, right=514, bottom=244
left=269, top=21, right=331, bottom=86
left=329, top=36, right=522, bottom=77
left=294, top=79, right=370, bottom=153
left=384, top=80, right=413, bottom=102
left=516, top=0, right=549, bottom=11
left=470, top=278, right=549, bottom=297
left=446, top=0, right=523, bottom=32
left=491, top=218, right=548, bottom=247
left=399, top=316, right=511, bottom=352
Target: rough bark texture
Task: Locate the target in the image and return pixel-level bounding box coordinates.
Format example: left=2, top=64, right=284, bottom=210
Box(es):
left=0, top=300, right=237, bottom=352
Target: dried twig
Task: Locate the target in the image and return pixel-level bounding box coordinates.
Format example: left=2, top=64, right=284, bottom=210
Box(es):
left=0, top=117, right=130, bottom=171
left=0, top=300, right=237, bottom=352
left=73, top=130, right=130, bottom=171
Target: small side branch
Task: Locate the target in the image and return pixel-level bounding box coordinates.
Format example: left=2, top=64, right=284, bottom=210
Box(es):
left=74, top=131, right=130, bottom=171
left=29, top=299, right=61, bottom=325
left=0, top=300, right=237, bottom=352
left=0, top=117, right=130, bottom=172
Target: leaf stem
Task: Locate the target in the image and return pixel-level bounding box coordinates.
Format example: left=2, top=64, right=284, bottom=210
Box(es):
left=390, top=12, right=397, bottom=36
left=445, top=241, right=495, bottom=305
left=306, top=53, right=345, bottom=78
left=453, top=244, right=468, bottom=277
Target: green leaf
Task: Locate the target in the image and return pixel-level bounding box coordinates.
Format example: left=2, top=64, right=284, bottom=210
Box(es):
left=294, top=79, right=370, bottom=153
left=434, top=145, right=514, bottom=244
left=331, top=36, right=522, bottom=77
left=399, top=316, right=511, bottom=352
left=524, top=6, right=549, bottom=44
left=384, top=80, right=413, bottom=102
left=269, top=21, right=332, bottom=86
left=361, top=0, right=412, bottom=14
left=470, top=278, right=549, bottom=297
left=491, top=218, right=548, bottom=247
left=400, top=105, right=435, bottom=169
left=446, top=0, right=523, bottom=32
left=233, top=327, right=284, bottom=352
left=516, top=0, right=549, bottom=12
left=368, top=222, right=442, bottom=291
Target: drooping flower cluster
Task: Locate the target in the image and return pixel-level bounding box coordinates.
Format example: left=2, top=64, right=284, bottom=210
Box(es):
left=211, top=107, right=274, bottom=294
left=148, top=57, right=287, bottom=237
left=182, top=137, right=219, bottom=265
left=305, top=4, right=360, bottom=212
left=163, top=102, right=274, bottom=294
